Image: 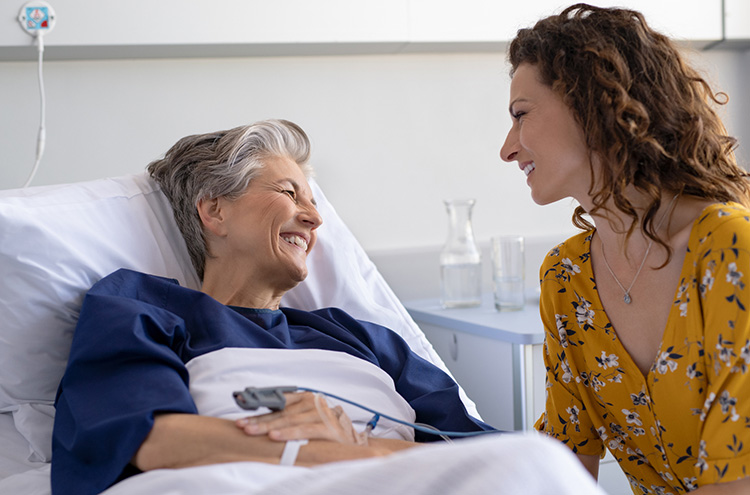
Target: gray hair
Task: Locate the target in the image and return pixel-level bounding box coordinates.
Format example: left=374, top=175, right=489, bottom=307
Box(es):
left=147, top=119, right=313, bottom=280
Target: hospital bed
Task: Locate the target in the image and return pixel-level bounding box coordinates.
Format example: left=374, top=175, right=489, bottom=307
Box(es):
left=0, top=172, right=483, bottom=493
left=0, top=172, right=607, bottom=495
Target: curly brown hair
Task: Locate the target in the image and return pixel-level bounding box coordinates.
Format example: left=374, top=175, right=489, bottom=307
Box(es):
left=508, top=3, right=750, bottom=254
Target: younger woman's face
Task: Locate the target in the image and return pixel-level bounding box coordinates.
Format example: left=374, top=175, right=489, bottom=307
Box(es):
left=500, top=63, right=594, bottom=208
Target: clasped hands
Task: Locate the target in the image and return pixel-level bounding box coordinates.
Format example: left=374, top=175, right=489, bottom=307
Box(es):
left=235, top=391, right=368, bottom=446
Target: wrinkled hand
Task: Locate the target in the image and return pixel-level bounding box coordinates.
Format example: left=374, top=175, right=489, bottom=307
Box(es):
left=235, top=392, right=367, bottom=445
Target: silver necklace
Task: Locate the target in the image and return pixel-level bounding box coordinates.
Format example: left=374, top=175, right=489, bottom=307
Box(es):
left=599, top=194, right=679, bottom=304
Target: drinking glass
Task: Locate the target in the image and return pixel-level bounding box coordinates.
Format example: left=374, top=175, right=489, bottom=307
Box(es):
left=491, top=235, right=525, bottom=311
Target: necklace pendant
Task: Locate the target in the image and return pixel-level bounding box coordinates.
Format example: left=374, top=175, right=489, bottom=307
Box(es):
left=623, top=293, right=632, bottom=304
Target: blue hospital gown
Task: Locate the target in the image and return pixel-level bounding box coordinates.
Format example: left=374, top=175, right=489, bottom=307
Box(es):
left=51, top=269, right=492, bottom=495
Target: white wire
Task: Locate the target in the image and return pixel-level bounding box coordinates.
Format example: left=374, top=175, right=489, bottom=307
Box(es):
left=23, top=33, right=46, bottom=188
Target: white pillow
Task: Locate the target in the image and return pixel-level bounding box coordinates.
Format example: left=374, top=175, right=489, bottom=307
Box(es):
left=0, top=174, right=200, bottom=461
left=0, top=172, right=473, bottom=463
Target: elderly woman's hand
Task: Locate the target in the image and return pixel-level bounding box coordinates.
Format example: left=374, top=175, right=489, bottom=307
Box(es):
left=235, top=392, right=367, bottom=445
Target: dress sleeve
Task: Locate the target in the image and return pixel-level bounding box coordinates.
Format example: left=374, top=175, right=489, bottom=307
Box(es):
left=693, top=212, right=750, bottom=486
left=51, top=278, right=197, bottom=495
left=534, top=244, right=605, bottom=458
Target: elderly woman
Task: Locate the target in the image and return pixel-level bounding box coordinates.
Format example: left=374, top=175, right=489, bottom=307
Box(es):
left=51, top=120, right=497, bottom=495
left=500, top=4, right=750, bottom=494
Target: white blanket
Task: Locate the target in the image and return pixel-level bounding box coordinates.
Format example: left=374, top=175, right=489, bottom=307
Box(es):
left=0, top=348, right=608, bottom=494
left=100, top=433, right=607, bottom=495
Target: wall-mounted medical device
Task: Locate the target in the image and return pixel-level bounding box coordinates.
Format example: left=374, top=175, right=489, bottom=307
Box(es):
left=17, top=1, right=57, bottom=188
left=18, top=1, right=57, bottom=35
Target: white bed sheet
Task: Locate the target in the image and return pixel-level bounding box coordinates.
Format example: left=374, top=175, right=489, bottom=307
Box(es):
left=0, top=412, right=50, bottom=494
left=99, top=433, right=607, bottom=495
left=0, top=413, right=41, bottom=478
left=0, top=437, right=609, bottom=495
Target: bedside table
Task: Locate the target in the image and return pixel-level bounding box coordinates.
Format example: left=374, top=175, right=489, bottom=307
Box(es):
left=404, top=292, right=545, bottom=431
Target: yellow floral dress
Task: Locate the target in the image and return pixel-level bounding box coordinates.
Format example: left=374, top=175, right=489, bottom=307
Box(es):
left=535, top=203, right=750, bottom=494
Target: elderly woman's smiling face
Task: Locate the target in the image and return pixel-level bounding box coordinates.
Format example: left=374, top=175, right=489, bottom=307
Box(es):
left=205, top=155, right=323, bottom=293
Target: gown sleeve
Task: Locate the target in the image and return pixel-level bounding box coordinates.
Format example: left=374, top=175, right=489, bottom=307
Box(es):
left=51, top=271, right=197, bottom=495
left=693, top=210, right=750, bottom=486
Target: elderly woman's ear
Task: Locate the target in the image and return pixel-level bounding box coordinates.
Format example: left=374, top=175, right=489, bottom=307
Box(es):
left=197, top=197, right=228, bottom=238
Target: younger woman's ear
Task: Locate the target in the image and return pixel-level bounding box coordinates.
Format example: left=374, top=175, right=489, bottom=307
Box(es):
left=197, top=197, right=227, bottom=237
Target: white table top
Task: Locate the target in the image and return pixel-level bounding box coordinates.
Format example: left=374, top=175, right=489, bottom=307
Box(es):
left=404, top=292, right=545, bottom=345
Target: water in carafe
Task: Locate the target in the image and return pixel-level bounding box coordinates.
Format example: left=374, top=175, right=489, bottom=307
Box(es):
left=440, top=199, right=482, bottom=308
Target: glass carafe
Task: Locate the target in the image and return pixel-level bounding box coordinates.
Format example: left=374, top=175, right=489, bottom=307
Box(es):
left=440, top=199, right=482, bottom=308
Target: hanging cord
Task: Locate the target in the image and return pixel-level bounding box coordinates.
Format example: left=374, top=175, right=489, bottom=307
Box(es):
left=23, top=33, right=46, bottom=188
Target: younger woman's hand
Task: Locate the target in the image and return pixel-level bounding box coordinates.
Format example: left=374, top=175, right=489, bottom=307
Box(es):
left=235, top=392, right=367, bottom=445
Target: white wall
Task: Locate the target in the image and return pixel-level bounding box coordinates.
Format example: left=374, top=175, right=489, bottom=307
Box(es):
left=2, top=1, right=748, bottom=299
left=1, top=52, right=581, bottom=251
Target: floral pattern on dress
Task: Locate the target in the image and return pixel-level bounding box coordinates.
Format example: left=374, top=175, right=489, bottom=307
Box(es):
left=535, top=203, right=750, bottom=494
